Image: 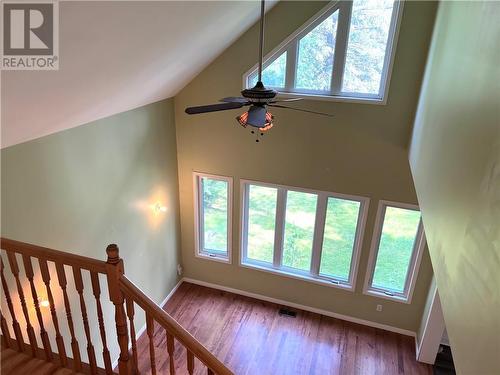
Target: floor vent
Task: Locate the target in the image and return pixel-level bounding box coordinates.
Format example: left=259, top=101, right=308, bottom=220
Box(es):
left=279, top=307, right=297, bottom=317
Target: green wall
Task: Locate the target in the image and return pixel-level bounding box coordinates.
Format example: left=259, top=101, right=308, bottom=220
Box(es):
left=409, top=1, right=500, bottom=373
left=1, top=98, right=181, bottom=365
left=174, top=1, right=437, bottom=331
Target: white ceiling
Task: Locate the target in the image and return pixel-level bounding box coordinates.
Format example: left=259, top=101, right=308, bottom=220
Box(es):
left=1, top=1, right=275, bottom=148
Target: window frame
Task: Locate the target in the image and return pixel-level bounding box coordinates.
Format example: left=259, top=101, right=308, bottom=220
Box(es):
left=193, top=172, right=233, bottom=264
left=242, top=0, right=404, bottom=104
left=363, top=200, right=426, bottom=303
left=239, top=179, right=370, bottom=291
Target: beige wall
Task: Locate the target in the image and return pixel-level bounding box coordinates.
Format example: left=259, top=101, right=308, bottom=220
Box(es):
left=1, top=98, right=181, bottom=365
left=174, top=1, right=437, bottom=331
left=409, top=1, right=500, bottom=373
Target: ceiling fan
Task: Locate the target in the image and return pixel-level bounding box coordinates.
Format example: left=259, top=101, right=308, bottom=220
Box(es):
left=185, top=0, right=333, bottom=142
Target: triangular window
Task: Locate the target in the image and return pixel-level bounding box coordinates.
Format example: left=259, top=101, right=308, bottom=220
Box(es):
left=243, top=0, right=402, bottom=103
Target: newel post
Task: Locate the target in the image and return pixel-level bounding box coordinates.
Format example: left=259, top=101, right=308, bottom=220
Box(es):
left=106, top=244, right=131, bottom=375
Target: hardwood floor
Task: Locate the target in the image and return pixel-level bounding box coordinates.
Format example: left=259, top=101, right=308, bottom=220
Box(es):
left=135, top=282, right=431, bottom=375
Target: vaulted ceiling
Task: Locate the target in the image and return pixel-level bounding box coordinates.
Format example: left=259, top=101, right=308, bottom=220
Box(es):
left=1, top=1, right=275, bottom=148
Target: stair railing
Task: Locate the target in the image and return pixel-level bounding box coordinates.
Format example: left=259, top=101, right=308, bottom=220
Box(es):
left=0, top=238, right=233, bottom=375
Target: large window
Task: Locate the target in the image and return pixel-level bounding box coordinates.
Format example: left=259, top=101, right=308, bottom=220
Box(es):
left=363, top=201, right=425, bottom=303
left=194, top=173, right=233, bottom=263
left=243, top=0, right=403, bottom=103
left=241, top=180, right=369, bottom=289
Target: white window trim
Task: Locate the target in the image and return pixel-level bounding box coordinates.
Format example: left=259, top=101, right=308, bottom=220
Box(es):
left=239, top=179, right=370, bottom=291
left=193, top=172, right=233, bottom=264
left=363, top=200, right=426, bottom=304
left=242, top=0, right=404, bottom=105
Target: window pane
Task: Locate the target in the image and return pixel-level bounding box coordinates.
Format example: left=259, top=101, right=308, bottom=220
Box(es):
left=282, top=191, right=317, bottom=271
left=295, top=10, right=339, bottom=91
left=320, top=198, right=361, bottom=280
left=201, top=178, right=228, bottom=254
left=342, top=0, right=395, bottom=94
left=250, top=52, right=287, bottom=88
left=372, top=206, right=421, bottom=292
left=246, top=185, right=278, bottom=263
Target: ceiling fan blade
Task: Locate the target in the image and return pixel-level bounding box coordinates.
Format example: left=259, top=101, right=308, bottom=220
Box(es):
left=185, top=102, right=245, bottom=115
left=247, top=105, right=267, bottom=126
left=220, top=97, right=250, bottom=104
left=268, top=104, right=333, bottom=117
left=270, top=98, right=304, bottom=103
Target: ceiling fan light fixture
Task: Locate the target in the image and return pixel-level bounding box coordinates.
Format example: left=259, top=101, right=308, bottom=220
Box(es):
left=236, top=111, right=249, bottom=128
left=261, top=112, right=274, bottom=132
left=236, top=110, right=274, bottom=131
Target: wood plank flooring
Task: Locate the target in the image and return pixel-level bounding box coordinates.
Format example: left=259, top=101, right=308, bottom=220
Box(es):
left=1, top=346, right=84, bottom=375
left=135, top=282, right=432, bottom=375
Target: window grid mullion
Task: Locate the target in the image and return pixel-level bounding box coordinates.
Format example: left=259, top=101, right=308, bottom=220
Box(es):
left=331, top=1, right=353, bottom=94
left=241, top=183, right=250, bottom=261
left=285, top=42, right=298, bottom=91
left=273, top=188, right=287, bottom=268
left=310, top=193, right=328, bottom=276
left=199, top=177, right=205, bottom=252
left=377, top=0, right=402, bottom=98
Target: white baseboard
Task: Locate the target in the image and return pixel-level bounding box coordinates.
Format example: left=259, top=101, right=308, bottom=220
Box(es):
left=132, top=278, right=184, bottom=340
left=182, top=277, right=416, bottom=337
left=160, top=278, right=184, bottom=308
left=111, top=278, right=183, bottom=370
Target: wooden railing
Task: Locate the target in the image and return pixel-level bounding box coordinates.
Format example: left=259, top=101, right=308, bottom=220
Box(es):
left=0, top=238, right=233, bottom=375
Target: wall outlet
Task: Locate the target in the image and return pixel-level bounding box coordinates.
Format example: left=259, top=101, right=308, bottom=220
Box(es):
left=376, top=304, right=383, bottom=312
left=177, top=264, right=183, bottom=276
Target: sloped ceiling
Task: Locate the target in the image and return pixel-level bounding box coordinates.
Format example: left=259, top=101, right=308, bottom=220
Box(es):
left=1, top=1, right=276, bottom=148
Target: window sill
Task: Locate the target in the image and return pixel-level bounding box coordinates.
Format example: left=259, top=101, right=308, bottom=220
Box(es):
left=363, top=289, right=411, bottom=304
left=271, top=91, right=387, bottom=105
left=240, top=261, right=354, bottom=292
left=196, top=252, right=231, bottom=264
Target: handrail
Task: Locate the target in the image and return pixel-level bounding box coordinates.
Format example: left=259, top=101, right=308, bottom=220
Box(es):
left=0, top=238, right=232, bottom=374
left=0, top=238, right=107, bottom=273
left=119, top=275, right=233, bottom=375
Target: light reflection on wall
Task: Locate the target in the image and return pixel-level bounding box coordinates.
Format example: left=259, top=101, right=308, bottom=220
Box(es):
left=132, top=187, right=168, bottom=230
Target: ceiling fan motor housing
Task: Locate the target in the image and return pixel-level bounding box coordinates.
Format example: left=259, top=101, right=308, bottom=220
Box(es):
left=241, top=81, right=278, bottom=103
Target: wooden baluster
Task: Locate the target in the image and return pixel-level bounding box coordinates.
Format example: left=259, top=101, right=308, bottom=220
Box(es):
left=166, top=331, right=175, bottom=375
left=146, top=312, right=157, bottom=375
left=38, top=259, right=67, bottom=365
left=55, top=263, right=82, bottom=372
left=6, top=251, right=37, bottom=356
left=22, top=255, right=52, bottom=360
left=72, top=267, right=98, bottom=374
left=187, top=350, right=195, bottom=375
left=105, top=244, right=130, bottom=375
left=90, top=271, right=113, bottom=374
left=0, top=310, right=12, bottom=349
left=126, top=297, right=139, bottom=374
left=1, top=258, right=24, bottom=352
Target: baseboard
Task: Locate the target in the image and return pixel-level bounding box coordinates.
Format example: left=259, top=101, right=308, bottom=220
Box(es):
left=132, top=278, right=183, bottom=342
left=111, top=278, right=183, bottom=370
left=182, top=277, right=417, bottom=338
left=415, top=336, right=421, bottom=360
